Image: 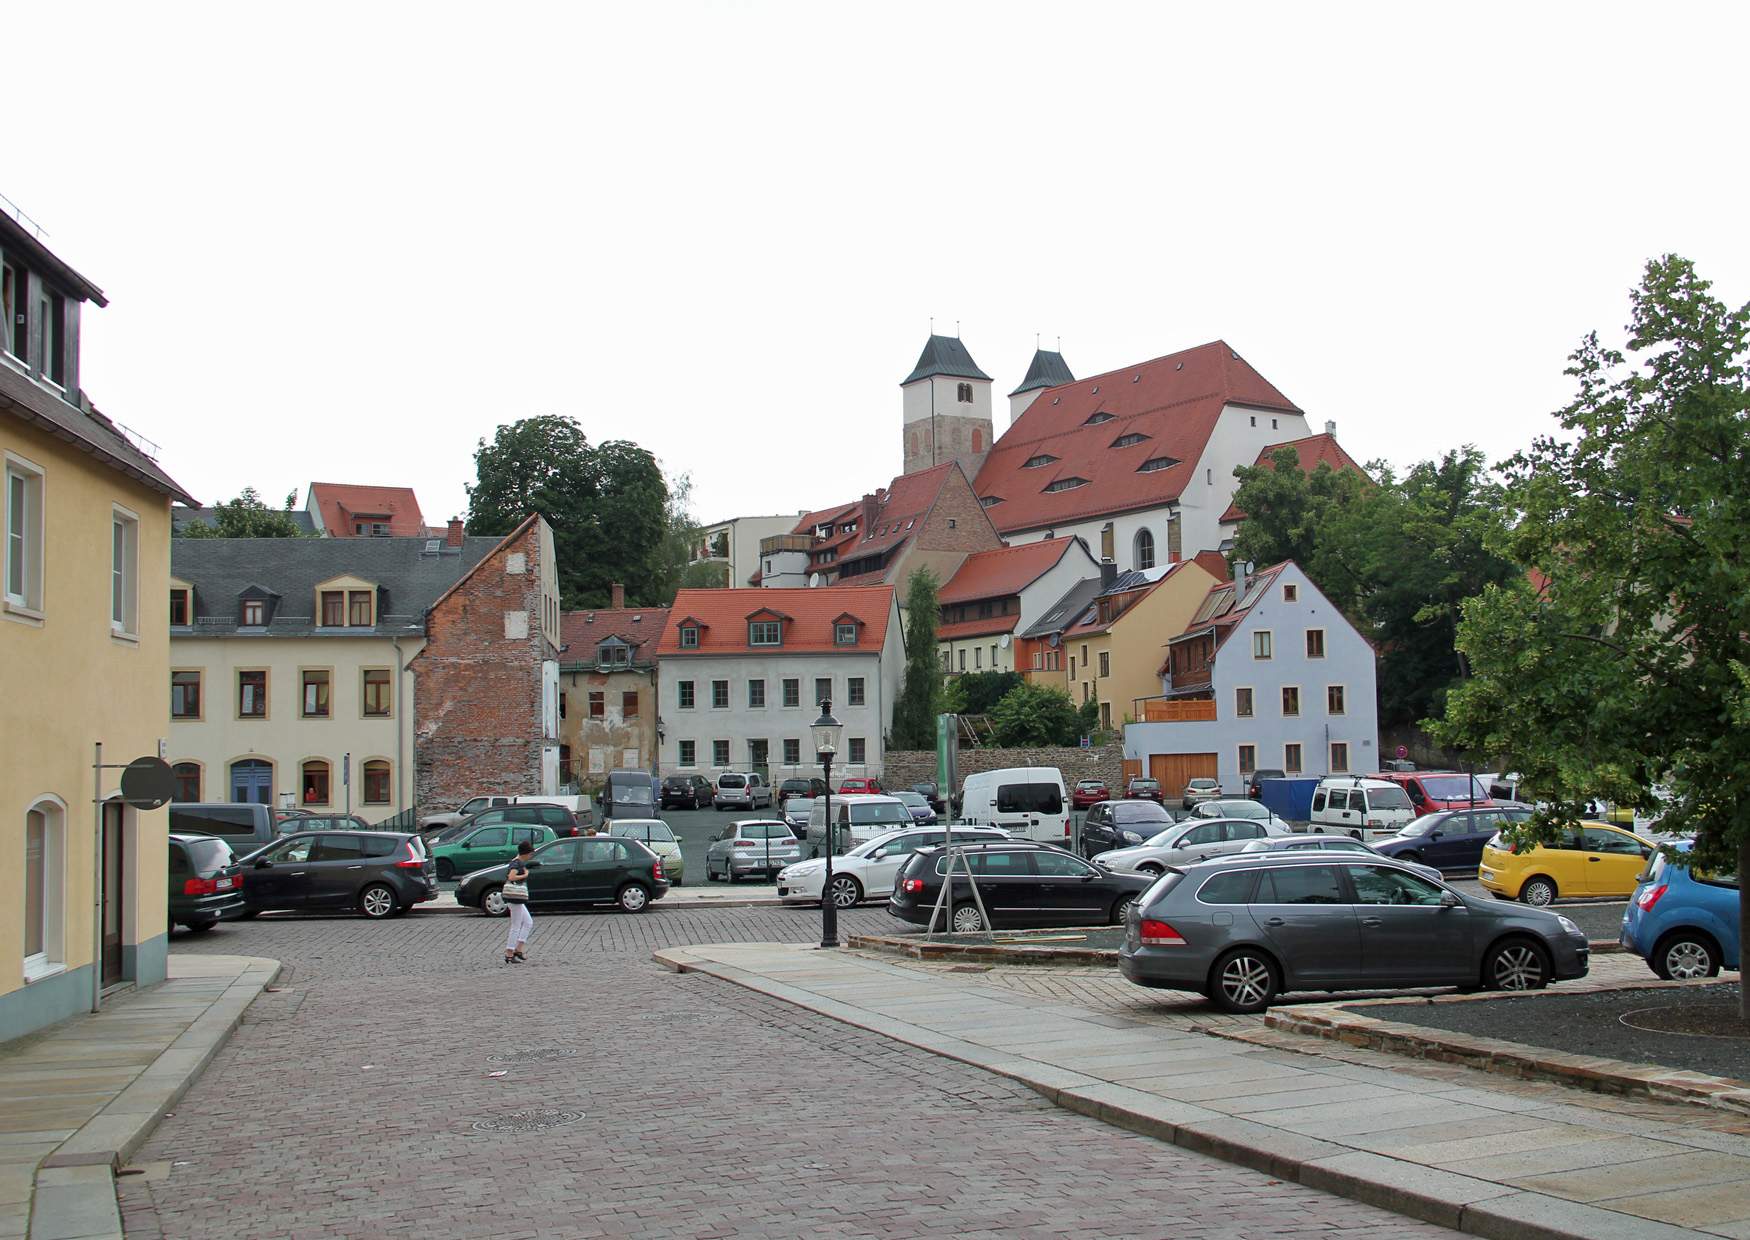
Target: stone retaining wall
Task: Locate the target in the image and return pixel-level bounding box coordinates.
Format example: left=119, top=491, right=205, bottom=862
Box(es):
left=883, top=744, right=1125, bottom=791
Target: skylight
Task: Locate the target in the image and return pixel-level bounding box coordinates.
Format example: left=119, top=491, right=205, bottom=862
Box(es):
left=1023, top=454, right=1059, bottom=469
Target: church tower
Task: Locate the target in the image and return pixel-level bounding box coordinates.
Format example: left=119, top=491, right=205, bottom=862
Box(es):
left=1008, top=346, right=1075, bottom=422
left=900, top=333, right=993, bottom=477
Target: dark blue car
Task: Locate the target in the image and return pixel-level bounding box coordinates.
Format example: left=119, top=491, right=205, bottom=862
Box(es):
left=1372, top=807, right=1533, bottom=873
left=1621, top=841, right=1739, bottom=979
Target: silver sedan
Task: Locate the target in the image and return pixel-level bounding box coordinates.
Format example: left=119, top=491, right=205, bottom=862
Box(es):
left=1094, top=816, right=1292, bottom=875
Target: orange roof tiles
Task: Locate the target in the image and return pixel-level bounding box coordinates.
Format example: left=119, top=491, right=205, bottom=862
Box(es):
left=560, top=607, right=670, bottom=661
left=973, top=340, right=1299, bottom=534
left=1219, top=433, right=1368, bottom=523
left=936, top=615, right=1019, bottom=641
left=938, top=538, right=1081, bottom=605
left=657, top=586, right=895, bottom=656
left=309, top=482, right=428, bottom=538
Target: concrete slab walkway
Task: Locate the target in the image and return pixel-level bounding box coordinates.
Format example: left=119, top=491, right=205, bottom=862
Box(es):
left=658, top=942, right=1750, bottom=1240
left=0, top=954, right=278, bottom=1240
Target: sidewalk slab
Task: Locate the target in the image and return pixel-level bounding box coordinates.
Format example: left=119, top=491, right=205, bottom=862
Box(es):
left=660, top=942, right=1739, bottom=1239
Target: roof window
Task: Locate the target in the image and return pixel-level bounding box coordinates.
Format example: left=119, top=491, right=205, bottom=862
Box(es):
left=1175, top=362, right=1184, bottom=371
left=1023, top=454, right=1058, bottom=469
left=1132, top=374, right=1140, bottom=383
left=1083, top=412, right=1114, bottom=426
left=1111, top=433, right=1148, bottom=449
left=980, top=496, right=1004, bottom=507
left=1044, top=477, right=1089, bottom=493
left=1137, top=456, right=1178, bottom=474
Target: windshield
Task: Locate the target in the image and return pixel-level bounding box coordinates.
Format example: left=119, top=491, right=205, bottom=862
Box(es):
left=1114, top=803, right=1173, bottom=824
left=1397, top=813, right=1445, bottom=838
left=609, top=822, right=675, bottom=843
left=894, top=792, right=927, bottom=808
left=1222, top=801, right=1268, bottom=819
left=783, top=799, right=812, bottom=814
left=1369, top=786, right=1414, bottom=810
left=848, top=803, right=911, bottom=826
left=612, top=786, right=654, bottom=806
left=1132, top=780, right=1159, bottom=790
left=1142, top=826, right=1183, bottom=847
left=1418, top=775, right=1488, bottom=801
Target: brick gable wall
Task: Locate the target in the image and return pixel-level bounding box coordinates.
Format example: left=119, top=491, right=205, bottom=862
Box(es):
left=917, top=467, right=1003, bottom=555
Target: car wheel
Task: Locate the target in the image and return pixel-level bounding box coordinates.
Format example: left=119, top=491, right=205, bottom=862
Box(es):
left=435, top=859, right=455, bottom=881
left=1654, top=932, right=1721, bottom=981
left=826, top=875, right=862, bottom=909
left=358, top=883, right=398, bottom=920
left=1136, top=862, right=1165, bottom=876
left=617, top=883, right=651, bottom=913
left=1485, top=938, right=1550, bottom=991
left=1208, top=948, right=1280, bottom=1014
left=1110, top=895, right=1137, bottom=925
left=724, top=866, right=738, bottom=884
left=950, top=904, right=987, bottom=933
left=181, top=920, right=216, bottom=934
left=481, top=886, right=508, bottom=917
left=1519, top=876, right=1557, bottom=907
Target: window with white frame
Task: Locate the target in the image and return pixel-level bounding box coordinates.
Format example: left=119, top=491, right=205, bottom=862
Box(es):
left=4, top=456, right=44, bottom=612
left=23, top=800, right=65, bottom=977
left=749, top=620, right=781, bottom=646
left=111, top=508, right=139, bottom=636
left=1251, top=630, right=1272, bottom=660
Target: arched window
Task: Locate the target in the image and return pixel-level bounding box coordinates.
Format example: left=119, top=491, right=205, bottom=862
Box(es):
left=362, top=760, right=391, bottom=805
left=172, top=762, right=201, bottom=802
left=1135, top=528, right=1156, bottom=571
left=957, top=382, right=973, bottom=403
left=301, top=759, right=331, bottom=806
left=24, top=799, right=65, bottom=973
left=972, top=427, right=984, bottom=453
left=230, top=759, right=272, bottom=804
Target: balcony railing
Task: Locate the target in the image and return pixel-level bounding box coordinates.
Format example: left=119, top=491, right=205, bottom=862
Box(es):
left=1140, top=699, right=1216, bottom=722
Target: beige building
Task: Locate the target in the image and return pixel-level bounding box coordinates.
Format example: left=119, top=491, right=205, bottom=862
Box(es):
left=1062, top=560, right=1222, bottom=729
left=2, top=213, right=195, bottom=1039
left=557, top=589, right=667, bottom=787
left=169, top=528, right=500, bottom=817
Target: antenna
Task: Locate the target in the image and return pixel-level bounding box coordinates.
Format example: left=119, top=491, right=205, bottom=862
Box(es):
left=1057, top=335, right=1062, bottom=352
left=1035, top=331, right=1040, bottom=349
left=929, top=315, right=934, bottom=335
left=956, top=320, right=961, bottom=338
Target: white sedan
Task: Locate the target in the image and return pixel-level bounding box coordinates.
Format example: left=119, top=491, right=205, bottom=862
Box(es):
left=1094, top=816, right=1292, bottom=875
left=778, top=825, right=1008, bottom=909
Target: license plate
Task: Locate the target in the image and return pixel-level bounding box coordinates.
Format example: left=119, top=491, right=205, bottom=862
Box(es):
left=216, top=878, right=235, bottom=890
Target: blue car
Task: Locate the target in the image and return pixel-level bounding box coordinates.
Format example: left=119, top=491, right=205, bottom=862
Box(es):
left=1620, top=842, right=1740, bottom=979
left=893, top=791, right=937, bottom=825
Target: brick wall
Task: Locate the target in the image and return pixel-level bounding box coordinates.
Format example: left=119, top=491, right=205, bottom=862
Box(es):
left=919, top=465, right=1004, bottom=553
left=414, top=520, right=554, bottom=810
left=883, top=743, right=1126, bottom=792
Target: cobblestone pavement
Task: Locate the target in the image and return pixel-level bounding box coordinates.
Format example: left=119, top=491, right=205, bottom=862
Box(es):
left=121, top=909, right=1446, bottom=1238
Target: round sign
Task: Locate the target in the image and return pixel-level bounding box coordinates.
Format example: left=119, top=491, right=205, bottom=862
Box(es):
left=1395, top=745, right=1408, bottom=760
left=121, top=756, right=177, bottom=810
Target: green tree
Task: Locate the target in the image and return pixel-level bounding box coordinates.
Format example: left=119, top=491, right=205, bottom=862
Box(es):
left=890, top=569, right=944, bottom=749
left=465, top=416, right=675, bottom=608
left=949, top=670, right=1024, bottom=716
left=1433, top=255, right=1750, bottom=1016
left=177, top=487, right=309, bottom=538
left=989, top=681, right=1083, bottom=746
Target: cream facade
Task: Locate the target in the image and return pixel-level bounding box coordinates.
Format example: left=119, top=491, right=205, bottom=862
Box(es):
left=1064, top=561, right=1222, bottom=729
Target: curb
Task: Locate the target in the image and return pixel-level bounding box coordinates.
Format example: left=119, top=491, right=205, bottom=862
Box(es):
left=414, top=896, right=787, bottom=916
left=847, top=931, right=1622, bottom=965
left=653, top=946, right=1706, bottom=1240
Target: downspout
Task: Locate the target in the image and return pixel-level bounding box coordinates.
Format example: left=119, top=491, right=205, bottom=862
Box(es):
left=393, top=636, right=408, bottom=816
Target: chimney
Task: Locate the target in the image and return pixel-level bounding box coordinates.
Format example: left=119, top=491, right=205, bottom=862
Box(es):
left=860, top=491, right=881, bottom=534
left=1233, top=559, right=1250, bottom=595
left=446, top=517, right=464, bottom=547
left=1324, top=419, right=1337, bottom=436
left=610, top=582, right=625, bottom=609
left=1099, top=558, right=1117, bottom=590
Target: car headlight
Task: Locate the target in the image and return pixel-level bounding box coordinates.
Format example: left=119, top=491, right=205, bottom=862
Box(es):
left=1122, top=831, right=1143, bottom=844
left=1557, top=915, right=1582, bottom=936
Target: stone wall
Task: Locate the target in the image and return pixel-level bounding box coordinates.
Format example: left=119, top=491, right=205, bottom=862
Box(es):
left=883, top=743, right=1126, bottom=792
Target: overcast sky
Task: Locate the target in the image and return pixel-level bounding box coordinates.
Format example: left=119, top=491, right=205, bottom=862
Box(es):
left=6, top=2, right=1746, bottom=526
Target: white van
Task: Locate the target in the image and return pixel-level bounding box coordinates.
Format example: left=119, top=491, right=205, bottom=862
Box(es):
left=959, top=767, right=1070, bottom=844
left=1309, top=777, right=1415, bottom=841
left=806, top=794, right=913, bottom=852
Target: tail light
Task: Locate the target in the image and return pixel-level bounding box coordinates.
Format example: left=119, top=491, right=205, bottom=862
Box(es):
left=182, top=877, right=217, bottom=895
left=901, top=878, right=925, bottom=893
left=733, top=840, right=757, bottom=848
left=652, top=859, right=665, bottom=881
left=395, top=842, right=425, bottom=869
left=1063, top=822, right=1071, bottom=837
left=1637, top=883, right=1668, bottom=911
left=1139, top=919, right=1186, bottom=946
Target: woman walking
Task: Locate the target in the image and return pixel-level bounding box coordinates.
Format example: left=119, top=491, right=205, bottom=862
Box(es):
left=504, top=840, right=535, bottom=964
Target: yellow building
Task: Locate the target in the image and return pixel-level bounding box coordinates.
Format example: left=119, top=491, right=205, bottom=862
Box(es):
left=1062, top=560, right=1221, bottom=730
left=2, top=217, right=195, bottom=1039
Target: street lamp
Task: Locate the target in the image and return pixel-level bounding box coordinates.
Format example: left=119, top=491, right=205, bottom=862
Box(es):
left=812, top=699, right=844, bottom=948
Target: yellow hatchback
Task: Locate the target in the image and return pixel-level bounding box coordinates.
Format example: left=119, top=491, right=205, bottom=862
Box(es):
left=1478, top=822, right=1653, bottom=906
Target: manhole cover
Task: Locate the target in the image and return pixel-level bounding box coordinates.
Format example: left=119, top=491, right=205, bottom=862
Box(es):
left=472, top=1109, right=586, bottom=1133
left=485, top=1049, right=580, bottom=1064
left=1620, top=1002, right=1750, bottom=1040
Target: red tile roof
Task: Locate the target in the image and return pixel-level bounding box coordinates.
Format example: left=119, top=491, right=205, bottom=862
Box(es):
left=1192, top=550, right=1231, bottom=583
left=938, top=537, right=1082, bottom=605
left=838, top=462, right=959, bottom=567
left=973, top=340, right=1299, bottom=534
left=657, top=586, right=895, bottom=656
left=1218, top=433, right=1368, bottom=523
left=309, top=482, right=428, bottom=538
left=560, top=606, right=671, bottom=662
left=936, top=615, right=1019, bottom=641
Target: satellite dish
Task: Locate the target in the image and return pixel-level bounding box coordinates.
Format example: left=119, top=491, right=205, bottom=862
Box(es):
left=1049, top=633, right=1061, bottom=648
left=999, top=633, right=1011, bottom=649
left=808, top=573, right=821, bottom=588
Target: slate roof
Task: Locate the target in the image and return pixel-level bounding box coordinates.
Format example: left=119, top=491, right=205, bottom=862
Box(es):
left=1008, top=348, right=1076, bottom=396
left=1018, top=576, right=1106, bottom=641
left=308, top=482, right=429, bottom=537
left=1219, top=433, right=1368, bottom=523
left=1065, top=562, right=1198, bottom=638
left=560, top=607, right=670, bottom=667
left=170, top=534, right=500, bottom=637
left=0, top=364, right=196, bottom=504
left=173, top=506, right=317, bottom=535
left=658, top=586, right=895, bottom=656
left=938, top=537, right=1080, bottom=605
left=973, top=340, right=1300, bottom=535
left=901, top=334, right=992, bottom=385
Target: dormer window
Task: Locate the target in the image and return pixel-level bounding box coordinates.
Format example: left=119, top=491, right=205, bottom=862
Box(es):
left=1084, top=412, right=1114, bottom=426
left=834, top=618, right=860, bottom=646
left=597, top=640, right=631, bottom=667
left=749, top=620, right=781, bottom=646
left=1111, top=433, right=1149, bottom=448
left=0, top=260, right=20, bottom=359
left=980, top=495, right=1003, bottom=507
left=1137, top=456, right=1178, bottom=473
left=169, top=588, right=190, bottom=626
left=956, top=382, right=973, bottom=402
left=1043, top=477, right=1089, bottom=493
left=36, top=290, right=64, bottom=387
left=241, top=599, right=266, bottom=626
left=1023, top=454, right=1058, bottom=469
left=321, top=590, right=344, bottom=626
left=679, top=626, right=700, bottom=648
left=353, top=520, right=391, bottom=536
left=348, top=590, right=373, bottom=626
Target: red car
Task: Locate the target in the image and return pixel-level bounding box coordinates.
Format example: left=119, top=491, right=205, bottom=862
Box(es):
left=1071, top=779, right=1109, bottom=809
left=838, top=777, right=885, bottom=795
left=1125, top=777, right=1164, bottom=803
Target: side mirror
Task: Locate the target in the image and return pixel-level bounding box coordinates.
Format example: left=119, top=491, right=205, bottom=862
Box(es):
left=1440, top=892, right=1461, bottom=908
left=254, top=859, right=272, bottom=869
left=1429, top=831, right=1443, bottom=841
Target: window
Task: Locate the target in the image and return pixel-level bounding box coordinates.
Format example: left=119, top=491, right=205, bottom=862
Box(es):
left=588, top=690, right=605, bottom=719
left=835, top=622, right=857, bottom=645
left=779, top=678, right=800, bottom=708
left=238, top=670, right=267, bottom=717
left=110, top=509, right=138, bottom=635
left=5, top=458, right=43, bottom=612
left=1206, top=468, right=1213, bottom=484
left=363, top=760, right=391, bottom=805
left=678, top=680, right=695, bottom=709
left=241, top=598, right=266, bottom=626
left=958, top=648, right=966, bottom=672
left=973, top=647, right=982, bottom=669
left=622, top=691, right=639, bottom=719
left=301, top=760, right=331, bottom=806
left=1098, top=652, right=1110, bottom=678
left=1100, top=523, right=1115, bottom=560
left=172, top=762, right=201, bottom=802
left=1133, top=527, right=1155, bottom=569
left=783, top=738, right=800, bottom=766
left=678, top=740, right=696, bottom=767
left=1305, top=629, right=1325, bottom=658
left=749, top=679, right=766, bottom=708
left=1284, top=743, right=1302, bottom=774
left=847, top=737, right=866, bottom=764
left=0, top=261, right=19, bottom=357
left=712, top=739, right=730, bottom=767
left=1043, top=477, right=1088, bottom=492
left=1283, top=584, right=1298, bottom=603
left=1238, top=744, right=1256, bottom=775
left=1100, top=701, right=1111, bottom=729
left=301, top=670, right=331, bottom=718
left=1347, top=865, right=1444, bottom=906
left=321, top=591, right=344, bottom=626
left=1198, top=870, right=1257, bottom=905
left=1327, top=685, right=1345, bottom=715
left=1330, top=742, right=1349, bottom=773
left=957, top=382, right=973, bottom=402
left=1252, top=631, right=1273, bottom=659
left=1023, top=454, right=1059, bottom=469
left=24, top=803, right=64, bottom=974
left=349, top=590, right=374, bottom=626
left=1256, top=866, right=1344, bottom=905
left=171, top=670, right=201, bottom=719
left=749, top=620, right=781, bottom=646
left=1281, top=686, right=1300, bottom=717
left=37, top=290, right=64, bottom=385
left=169, top=588, right=189, bottom=626
left=1235, top=687, right=1253, bottom=718
left=844, top=677, right=866, bottom=707
left=1137, top=457, right=1176, bottom=474
left=1083, top=411, right=1113, bottom=426
left=711, top=680, right=729, bottom=709
left=363, top=669, right=392, bottom=716
left=598, top=642, right=630, bottom=667
left=1111, top=432, right=1149, bottom=448
left=679, top=625, right=700, bottom=648
left=815, top=677, right=831, bottom=708
left=996, top=783, right=1065, bottom=814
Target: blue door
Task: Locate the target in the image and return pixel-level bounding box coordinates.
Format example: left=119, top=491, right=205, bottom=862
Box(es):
left=231, top=760, right=272, bottom=804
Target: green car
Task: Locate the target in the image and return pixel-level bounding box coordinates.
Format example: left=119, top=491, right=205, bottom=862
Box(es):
left=431, top=822, right=556, bottom=881
left=607, top=819, right=685, bottom=886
